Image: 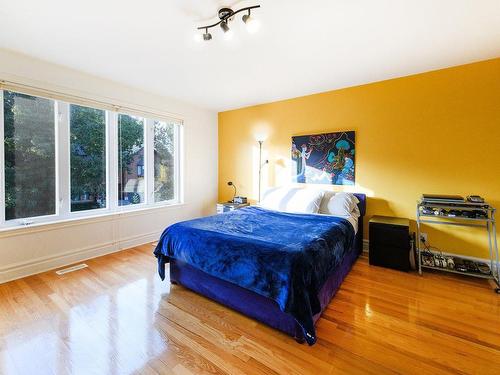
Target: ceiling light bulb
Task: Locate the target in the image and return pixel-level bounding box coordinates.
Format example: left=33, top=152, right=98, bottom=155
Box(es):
left=220, top=21, right=230, bottom=33
left=223, top=29, right=233, bottom=40
left=203, top=32, right=212, bottom=41
left=244, top=16, right=260, bottom=33
left=220, top=22, right=233, bottom=40
left=193, top=33, right=203, bottom=43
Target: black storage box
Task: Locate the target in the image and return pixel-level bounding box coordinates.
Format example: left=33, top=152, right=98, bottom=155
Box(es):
left=369, top=216, right=410, bottom=272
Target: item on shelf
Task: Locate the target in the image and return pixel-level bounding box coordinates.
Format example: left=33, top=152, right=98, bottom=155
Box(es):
left=477, top=262, right=491, bottom=275
left=451, top=258, right=481, bottom=274
left=473, top=210, right=488, bottom=219
left=433, top=254, right=447, bottom=268
left=422, top=251, right=435, bottom=267
left=467, top=195, right=485, bottom=203
left=422, top=256, right=434, bottom=267
left=423, top=248, right=455, bottom=269
left=422, top=206, right=434, bottom=215
left=464, top=260, right=479, bottom=273
left=453, top=258, right=468, bottom=273
left=446, top=257, right=455, bottom=270
left=447, top=210, right=460, bottom=217
left=419, top=206, right=489, bottom=219
left=422, top=194, right=465, bottom=204
left=433, top=208, right=445, bottom=216
left=461, top=210, right=476, bottom=218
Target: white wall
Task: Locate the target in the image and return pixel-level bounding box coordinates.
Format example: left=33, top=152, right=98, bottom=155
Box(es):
left=0, top=49, right=218, bottom=283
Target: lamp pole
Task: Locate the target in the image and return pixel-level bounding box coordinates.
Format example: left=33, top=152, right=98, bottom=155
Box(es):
left=258, top=140, right=263, bottom=202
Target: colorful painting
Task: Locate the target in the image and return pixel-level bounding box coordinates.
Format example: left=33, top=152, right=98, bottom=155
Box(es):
left=291, top=131, right=355, bottom=185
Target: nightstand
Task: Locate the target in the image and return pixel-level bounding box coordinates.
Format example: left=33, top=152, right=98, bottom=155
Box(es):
left=216, top=202, right=249, bottom=214
left=369, top=215, right=411, bottom=272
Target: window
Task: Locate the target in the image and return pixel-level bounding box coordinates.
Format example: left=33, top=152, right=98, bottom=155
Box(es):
left=118, top=114, right=145, bottom=206
left=0, top=87, right=182, bottom=229
left=70, top=104, right=107, bottom=212
left=3, top=91, right=56, bottom=221
left=154, top=120, right=176, bottom=202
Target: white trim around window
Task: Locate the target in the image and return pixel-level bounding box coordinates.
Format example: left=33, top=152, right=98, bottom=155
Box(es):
left=0, top=88, right=183, bottom=231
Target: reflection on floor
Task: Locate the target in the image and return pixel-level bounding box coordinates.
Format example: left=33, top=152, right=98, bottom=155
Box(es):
left=0, top=243, right=499, bottom=375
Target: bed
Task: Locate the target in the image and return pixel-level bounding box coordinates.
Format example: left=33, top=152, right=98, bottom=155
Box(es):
left=154, top=192, right=366, bottom=345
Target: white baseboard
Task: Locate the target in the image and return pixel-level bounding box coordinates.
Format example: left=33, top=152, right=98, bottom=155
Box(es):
left=362, top=239, right=369, bottom=253
left=0, top=231, right=161, bottom=284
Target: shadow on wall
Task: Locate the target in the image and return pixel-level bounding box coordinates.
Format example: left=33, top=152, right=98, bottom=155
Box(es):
left=364, top=197, right=393, bottom=240
left=366, top=197, right=393, bottom=216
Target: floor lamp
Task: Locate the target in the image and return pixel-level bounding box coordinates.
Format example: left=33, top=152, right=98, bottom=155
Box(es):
left=258, top=140, right=268, bottom=202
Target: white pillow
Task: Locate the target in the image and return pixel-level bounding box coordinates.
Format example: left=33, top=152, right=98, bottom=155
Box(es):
left=282, top=189, right=324, bottom=214
left=325, top=192, right=359, bottom=217
left=319, top=191, right=336, bottom=214
left=259, top=187, right=300, bottom=211
left=259, top=187, right=324, bottom=214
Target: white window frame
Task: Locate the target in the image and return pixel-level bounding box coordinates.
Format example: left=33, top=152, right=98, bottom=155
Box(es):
left=149, top=118, right=182, bottom=207
left=146, top=118, right=155, bottom=205
left=116, top=113, right=148, bottom=211
left=0, top=91, right=60, bottom=227
left=108, top=111, right=119, bottom=212
left=67, top=102, right=110, bottom=218
left=0, top=89, right=183, bottom=230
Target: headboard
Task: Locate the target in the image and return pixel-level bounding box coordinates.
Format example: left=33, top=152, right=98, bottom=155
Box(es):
left=353, top=193, right=367, bottom=217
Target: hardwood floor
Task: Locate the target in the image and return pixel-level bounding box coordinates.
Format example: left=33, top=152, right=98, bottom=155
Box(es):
left=0, top=244, right=499, bottom=375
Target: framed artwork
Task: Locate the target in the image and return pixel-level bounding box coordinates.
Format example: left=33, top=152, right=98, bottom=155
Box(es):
left=291, top=131, right=355, bottom=185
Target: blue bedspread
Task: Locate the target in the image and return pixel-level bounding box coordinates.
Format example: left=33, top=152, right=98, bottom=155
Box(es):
left=154, top=206, right=354, bottom=345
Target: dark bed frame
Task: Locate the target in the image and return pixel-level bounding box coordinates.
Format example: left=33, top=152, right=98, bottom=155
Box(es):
left=169, top=193, right=366, bottom=343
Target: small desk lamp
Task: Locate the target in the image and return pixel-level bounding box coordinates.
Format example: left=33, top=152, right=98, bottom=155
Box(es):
left=227, top=181, right=237, bottom=202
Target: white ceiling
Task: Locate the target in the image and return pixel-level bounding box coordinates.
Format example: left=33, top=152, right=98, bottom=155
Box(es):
left=0, top=0, right=499, bottom=111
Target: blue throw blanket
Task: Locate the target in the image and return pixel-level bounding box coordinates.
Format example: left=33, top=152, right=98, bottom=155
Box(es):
left=154, top=206, right=354, bottom=345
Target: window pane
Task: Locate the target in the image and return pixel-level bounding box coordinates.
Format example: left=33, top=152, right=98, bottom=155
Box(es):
left=3, top=91, right=56, bottom=220
left=154, top=121, right=175, bottom=202
left=70, top=104, right=106, bottom=212
left=118, top=114, right=144, bottom=206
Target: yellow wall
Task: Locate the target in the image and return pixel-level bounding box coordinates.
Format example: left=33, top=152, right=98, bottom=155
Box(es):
left=218, top=58, right=500, bottom=259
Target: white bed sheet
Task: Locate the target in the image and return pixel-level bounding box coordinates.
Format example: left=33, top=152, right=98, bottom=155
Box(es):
left=312, top=211, right=359, bottom=235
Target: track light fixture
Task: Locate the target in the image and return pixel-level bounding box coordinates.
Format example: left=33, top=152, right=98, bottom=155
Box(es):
left=195, top=5, right=261, bottom=41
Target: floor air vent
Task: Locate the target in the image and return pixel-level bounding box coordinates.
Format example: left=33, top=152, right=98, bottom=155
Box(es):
left=55, top=263, right=88, bottom=275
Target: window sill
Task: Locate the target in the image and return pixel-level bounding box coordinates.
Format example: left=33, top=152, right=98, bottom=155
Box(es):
left=0, top=202, right=186, bottom=238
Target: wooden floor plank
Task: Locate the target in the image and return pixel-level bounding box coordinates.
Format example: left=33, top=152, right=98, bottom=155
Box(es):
left=0, top=245, right=499, bottom=375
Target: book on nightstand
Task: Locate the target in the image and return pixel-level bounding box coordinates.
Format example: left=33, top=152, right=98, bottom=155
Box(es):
left=216, top=202, right=249, bottom=214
